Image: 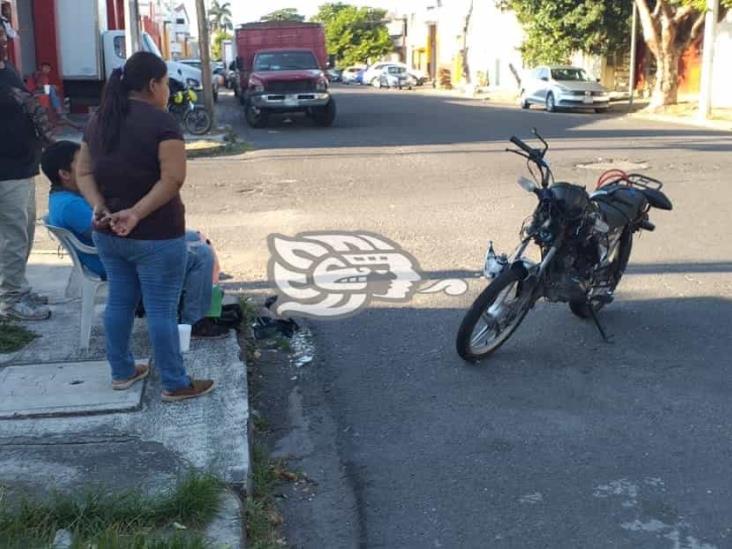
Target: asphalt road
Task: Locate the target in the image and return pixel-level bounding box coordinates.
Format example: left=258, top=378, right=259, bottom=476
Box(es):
left=201, top=87, right=732, bottom=548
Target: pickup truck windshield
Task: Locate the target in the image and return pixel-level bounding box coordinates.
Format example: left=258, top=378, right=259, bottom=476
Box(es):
left=254, top=51, right=319, bottom=71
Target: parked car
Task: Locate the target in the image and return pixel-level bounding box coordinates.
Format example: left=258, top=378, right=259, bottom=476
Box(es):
left=342, top=66, right=366, bottom=84
left=327, top=68, right=343, bottom=82
left=178, top=59, right=220, bottom=102
left=374, top=65, right=413, bottom=89
left=363, top=62, right=426, bottom=87
left=520, top=66, right=610, bottom=113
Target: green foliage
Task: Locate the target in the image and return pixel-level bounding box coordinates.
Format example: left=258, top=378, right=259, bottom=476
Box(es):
left=682, top=0, right=732, bottom=11
left=312, top=3, right=393, bottom=67
left=0, top=473, right=222, bottom=547
left=211, top=29, right=232, bottom=61
left=506, top=0, right=632, bottom=66
left=260, top=8, right=306, bottom=23
left=0, top=321, right=36, bottom=353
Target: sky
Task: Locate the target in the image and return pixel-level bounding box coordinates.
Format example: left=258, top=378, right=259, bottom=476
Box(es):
left=183, top=0, right=403, bottom=36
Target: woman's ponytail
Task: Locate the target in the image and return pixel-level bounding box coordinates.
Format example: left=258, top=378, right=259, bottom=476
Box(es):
left=96, top=67, right=129, bottom=153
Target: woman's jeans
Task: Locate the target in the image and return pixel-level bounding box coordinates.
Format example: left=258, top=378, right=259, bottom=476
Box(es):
left=93, top=232, right=190, bottom=392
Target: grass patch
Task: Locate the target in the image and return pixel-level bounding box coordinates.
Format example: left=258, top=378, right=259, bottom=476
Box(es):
left=0, top=472, right=222, bottom=548
left=0, top=321, right=37, bottom=353
left=239, top=297, right=260, bottom=365
left=186, top=141, right=251, bottom=159
left=246, top=445, right=298, bottom=549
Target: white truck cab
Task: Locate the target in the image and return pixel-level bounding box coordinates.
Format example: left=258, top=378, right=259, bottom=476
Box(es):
left=55, top=0, right=201, bottom=108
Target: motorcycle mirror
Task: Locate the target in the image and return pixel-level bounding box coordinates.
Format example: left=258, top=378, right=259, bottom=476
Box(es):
left=517, top=176, right=538, bottom=193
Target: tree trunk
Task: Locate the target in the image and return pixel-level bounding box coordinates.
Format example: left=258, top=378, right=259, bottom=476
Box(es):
left=195, top=0, right=215, bottom=130
left=461, top=0, right=474, bottom=84
left=651, top=46, right=680, bottom=107
left=650, top=17, right=680, bottom=107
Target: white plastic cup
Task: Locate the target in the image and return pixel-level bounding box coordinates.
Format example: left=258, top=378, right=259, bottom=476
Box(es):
left=178, top=324, right=192, bottom=353
left=43, top=84, right=51, bottom=94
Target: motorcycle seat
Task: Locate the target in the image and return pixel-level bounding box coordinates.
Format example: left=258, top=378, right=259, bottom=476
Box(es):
left=592, top=185, right=648, bottom=230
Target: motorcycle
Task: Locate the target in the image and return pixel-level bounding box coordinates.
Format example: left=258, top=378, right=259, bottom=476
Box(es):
left=168, top=82, right=212, bottom=136
left=456, top=129, right=673, bottom=362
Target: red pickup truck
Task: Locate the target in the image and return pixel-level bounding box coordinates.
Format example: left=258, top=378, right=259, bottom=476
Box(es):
left=236, top=22, right=335, bottom=128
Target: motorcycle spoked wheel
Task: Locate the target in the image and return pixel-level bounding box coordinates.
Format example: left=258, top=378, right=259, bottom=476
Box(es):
left=184, top=107, right=213, bottom=135
left=569, top=228, right=633, bottom=319
left=456, top=268, right=534, bottom=362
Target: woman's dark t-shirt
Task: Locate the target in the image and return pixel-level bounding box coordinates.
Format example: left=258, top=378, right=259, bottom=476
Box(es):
left=83, top=100, right=185, bottom=240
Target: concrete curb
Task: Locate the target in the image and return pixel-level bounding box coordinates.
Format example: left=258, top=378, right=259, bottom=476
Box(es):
left=206, top=488, right=247, bottom=549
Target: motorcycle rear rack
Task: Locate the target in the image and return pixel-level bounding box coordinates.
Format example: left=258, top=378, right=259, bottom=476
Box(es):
left=625, top=173, right=664, bottom=191
left=596, top=170, right=664, bottom=192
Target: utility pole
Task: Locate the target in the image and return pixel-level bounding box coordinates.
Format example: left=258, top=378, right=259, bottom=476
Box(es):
left=698, top=0, right=719, bottom=119
left=195, top=0, right=215, bottom=130
left=124, top=0, right=141, bottom=55
left=628, top=1, right=638, bottom=109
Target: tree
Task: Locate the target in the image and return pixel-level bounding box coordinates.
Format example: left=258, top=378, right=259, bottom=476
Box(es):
left=312, top=4, right=394, bottom=67
left=634, top=0, right=731, bottom=107
left=461, top=0, right=474, bottom=83
left=208, top=0, right=233, bottom=33
left=211, top=29, right=232, bottom=60
left=505, top=0, right=632, bottom=67
left=260, top=8, right=306, bottom=23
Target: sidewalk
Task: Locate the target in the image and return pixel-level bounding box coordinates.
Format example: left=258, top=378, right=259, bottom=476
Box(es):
left=628, top=103, right=732, bottom=132
left=0, top=252, right=250, bottom=547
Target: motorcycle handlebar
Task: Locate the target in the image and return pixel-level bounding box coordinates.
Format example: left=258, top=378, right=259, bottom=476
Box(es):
left=510, top=136, right=536, bottom=157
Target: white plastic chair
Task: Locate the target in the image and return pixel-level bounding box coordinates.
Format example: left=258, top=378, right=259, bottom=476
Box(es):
left=43, top=220, right=106, bottom=351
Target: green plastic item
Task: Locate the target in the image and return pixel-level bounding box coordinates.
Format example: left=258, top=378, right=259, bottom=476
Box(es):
left=206, top=285, right=223, bottom=318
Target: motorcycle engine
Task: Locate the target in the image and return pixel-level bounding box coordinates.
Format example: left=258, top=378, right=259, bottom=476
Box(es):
left=543, top=210, right=606, bottom=302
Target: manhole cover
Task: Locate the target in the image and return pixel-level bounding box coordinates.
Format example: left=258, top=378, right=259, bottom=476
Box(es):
left=0, top=360, right=146, bottom=419
left=576, top=159, right=649, bottom=171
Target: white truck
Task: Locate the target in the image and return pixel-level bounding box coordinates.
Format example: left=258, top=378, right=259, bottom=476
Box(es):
left=55, top=0, right=201, bottom=110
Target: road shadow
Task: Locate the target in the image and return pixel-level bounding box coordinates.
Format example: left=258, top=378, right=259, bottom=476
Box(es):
left=232, top=88, right=732, bottom=153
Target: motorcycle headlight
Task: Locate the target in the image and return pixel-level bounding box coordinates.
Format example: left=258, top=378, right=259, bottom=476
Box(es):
left=186, top=78, right=200, bottom=89
left=316, top=78, right=328, bottom=92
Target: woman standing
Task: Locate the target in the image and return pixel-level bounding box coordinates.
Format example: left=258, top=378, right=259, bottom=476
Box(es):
left=76, top=51, right=214, bottom=402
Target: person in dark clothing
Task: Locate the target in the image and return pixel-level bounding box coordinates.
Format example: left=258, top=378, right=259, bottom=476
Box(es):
left=76, top=51, right=215, bottom=402
left=0, top=20, right=54, bottom=321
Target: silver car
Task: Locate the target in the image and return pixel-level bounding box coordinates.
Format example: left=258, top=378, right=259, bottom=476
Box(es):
left=520, top=66, right=610, bottom=113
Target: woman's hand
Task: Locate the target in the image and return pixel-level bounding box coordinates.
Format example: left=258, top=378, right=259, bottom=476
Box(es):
left=109, top=209, right=141, bottom=237
left=92, top=205, right=112, bottom=230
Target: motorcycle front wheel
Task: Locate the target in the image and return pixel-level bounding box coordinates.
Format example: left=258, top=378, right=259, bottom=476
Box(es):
left=456, top=268, right=534, bottom=362
left=184, top=107, right=212, bottom=135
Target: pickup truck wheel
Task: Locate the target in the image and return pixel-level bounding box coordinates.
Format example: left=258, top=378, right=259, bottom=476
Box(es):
left=313, top=99, right=336, bottom=127
left=245, top=101, right=269, bottom=128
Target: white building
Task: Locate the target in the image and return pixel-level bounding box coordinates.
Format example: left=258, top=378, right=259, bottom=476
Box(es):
left=402, top=0, right=524, bottom=90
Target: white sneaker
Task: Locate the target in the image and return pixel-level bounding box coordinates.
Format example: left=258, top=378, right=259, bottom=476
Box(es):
left=2, top=297, right=51, bottom=321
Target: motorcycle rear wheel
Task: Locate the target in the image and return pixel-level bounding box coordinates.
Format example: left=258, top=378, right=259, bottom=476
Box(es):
left=569, top=228, right=633, bottom=319
left=456, top=268, right=533, bottom=362
left=184, top=107, right=212, bottom=135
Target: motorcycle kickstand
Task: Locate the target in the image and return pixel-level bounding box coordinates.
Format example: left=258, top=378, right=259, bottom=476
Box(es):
left=588, top=303, right=612, bottom=343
